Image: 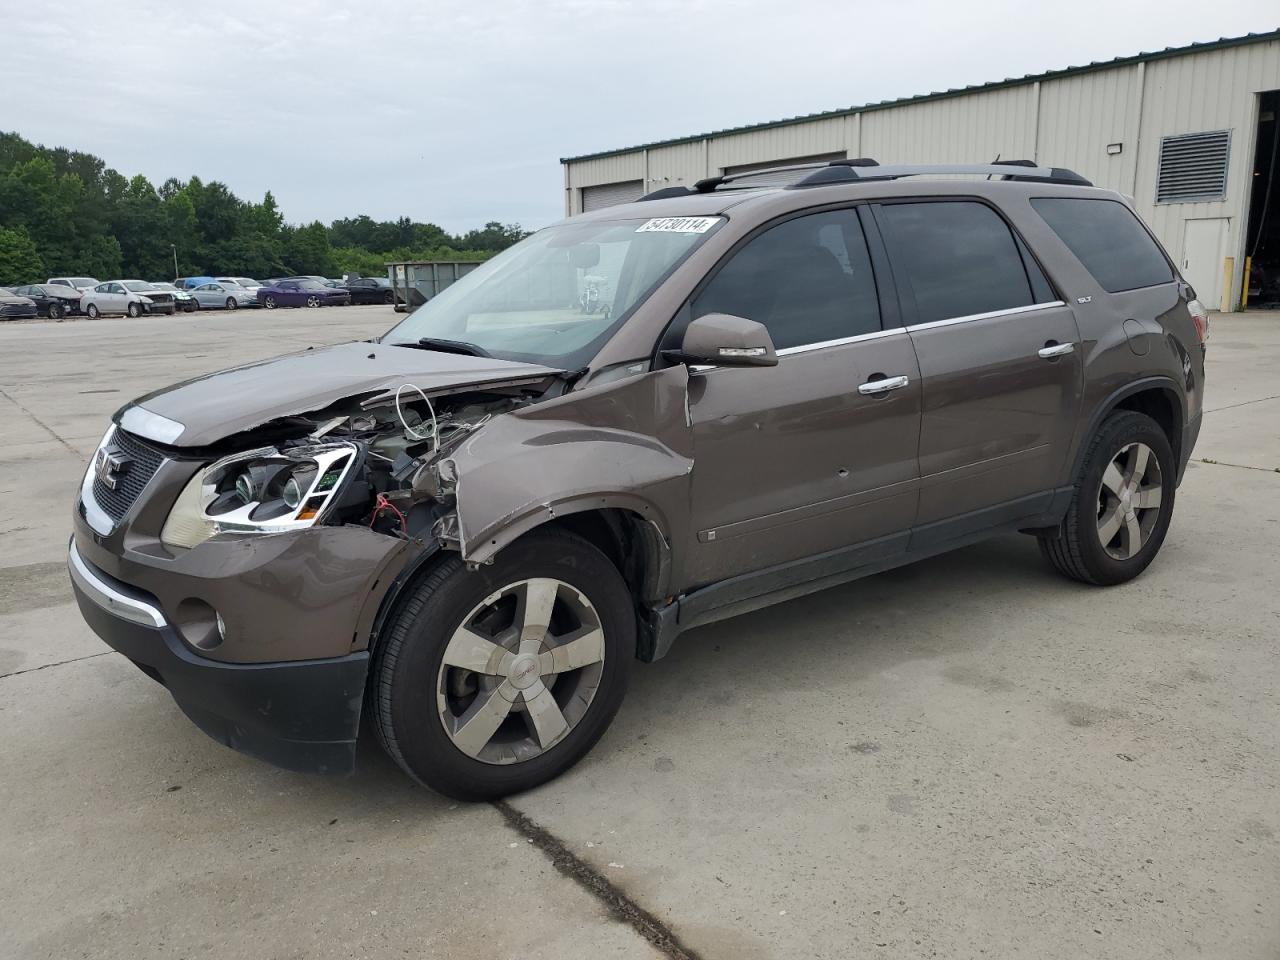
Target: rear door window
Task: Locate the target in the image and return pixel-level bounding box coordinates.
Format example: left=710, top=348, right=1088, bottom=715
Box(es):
left=688, top=208, right=881, bottom=351
left=876, top=200, right=1051, bottom=325
left=1031, top=197, right=1174, bottom=293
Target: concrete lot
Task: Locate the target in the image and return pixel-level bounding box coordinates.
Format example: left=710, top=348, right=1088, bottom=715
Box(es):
left=1, top=305, right=1276, bottom=960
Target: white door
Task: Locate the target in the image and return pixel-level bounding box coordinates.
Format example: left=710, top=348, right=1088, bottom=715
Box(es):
left=1179, top=218, right=1227, bottom=308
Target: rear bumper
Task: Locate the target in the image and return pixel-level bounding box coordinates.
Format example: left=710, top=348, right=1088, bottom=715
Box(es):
left=67, top=540, right=368, bottom=774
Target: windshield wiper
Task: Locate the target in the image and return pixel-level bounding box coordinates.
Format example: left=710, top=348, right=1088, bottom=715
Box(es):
left=388, top=337, right=493, bottom=358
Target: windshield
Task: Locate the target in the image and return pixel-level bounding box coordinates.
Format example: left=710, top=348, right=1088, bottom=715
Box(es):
left=382, top=216, right=722, bottom=367
left=123, top=281, right=154, bottom=292
left=217, top=279, right=244, bottom=287
left=236, top=278, right=259, bottom=286
left=70, top=277, right=97, bottom=287
left=152, top=282, right=176, bottom=290
left=0, top=288, right=13, bottom=296
left=295, top=279, right=325, bottom=290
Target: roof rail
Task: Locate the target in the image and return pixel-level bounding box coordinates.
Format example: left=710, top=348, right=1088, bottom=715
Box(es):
left=790, top=160, right=1092, bottom=188
left=636, top=157, right=1091, bottom=202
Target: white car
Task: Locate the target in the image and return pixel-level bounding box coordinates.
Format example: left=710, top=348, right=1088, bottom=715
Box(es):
left=217, top=277, right=264, bottom=296
left=79, top=281, right=154, bottom=319
left=47, top=276, right=100, bottom=294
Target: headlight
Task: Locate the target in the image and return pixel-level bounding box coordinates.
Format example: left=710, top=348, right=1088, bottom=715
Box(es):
left=160, top=442, right=359, bottom=549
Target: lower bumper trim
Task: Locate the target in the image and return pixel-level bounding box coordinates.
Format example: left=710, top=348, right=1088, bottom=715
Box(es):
left=68, top=540, right=368, bottom=774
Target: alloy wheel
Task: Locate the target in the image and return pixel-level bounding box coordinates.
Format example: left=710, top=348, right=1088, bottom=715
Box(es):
left=306, top=295, right=320, bottom=308
left=226, top=297, right=237, bottom=310
left=436, top=577, right=606, bottom=765
left=263, top=295, right=275, bottom=309
left=1096, top=441, right=1163, bottom=560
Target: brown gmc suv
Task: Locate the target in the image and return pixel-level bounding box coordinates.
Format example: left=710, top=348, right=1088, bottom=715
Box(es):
left=68, top=160, right=1208, bottom=799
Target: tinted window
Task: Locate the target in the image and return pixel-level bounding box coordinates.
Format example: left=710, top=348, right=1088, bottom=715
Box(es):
left=1031, top=198, right=1174, bottom=293
left=877, top=201, right=1046, bottom=324
left=689, top=209, right=880, bottom=350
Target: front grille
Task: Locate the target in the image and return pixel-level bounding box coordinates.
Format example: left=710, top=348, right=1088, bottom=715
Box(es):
left=148, top=293, right=174, bottom=304
left=92, top=429, right=167, bottom=522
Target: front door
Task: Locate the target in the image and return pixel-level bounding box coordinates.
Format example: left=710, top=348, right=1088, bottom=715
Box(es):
left=1180, top=218, right=1227, bottom=309
left=872, top=199, right=1083, bottom=534
left=677, top=207, right=922, bottom=587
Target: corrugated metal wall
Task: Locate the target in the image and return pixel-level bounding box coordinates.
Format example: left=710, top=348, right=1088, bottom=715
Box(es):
left=563, top=38, right=1280, bottom=309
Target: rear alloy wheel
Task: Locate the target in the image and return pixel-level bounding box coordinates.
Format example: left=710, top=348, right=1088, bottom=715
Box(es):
left=305, top=295, right=321, bottom=308
left=1039, top=410, right=1175, bottom=585
left=372, top=530, right=633, bottom=800
left=262, top=295, right=276, bottom=309
left=86, top=303, right=100, bottom=319
left=127, top=302, right=141, bottom=318
left=225, top=297, right=237, bottom=310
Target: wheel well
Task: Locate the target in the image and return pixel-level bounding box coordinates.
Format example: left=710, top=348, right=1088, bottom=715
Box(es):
left=1113, top=387, right=1182, bottom=462
left=547, top=509, right=667, bottom=605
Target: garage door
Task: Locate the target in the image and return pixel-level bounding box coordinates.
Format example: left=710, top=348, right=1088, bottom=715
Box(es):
left=581, top=180, right=644, bottom=211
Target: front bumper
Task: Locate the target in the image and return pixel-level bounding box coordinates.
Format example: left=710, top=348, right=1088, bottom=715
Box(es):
left=68, top=539, right=369, bottom=773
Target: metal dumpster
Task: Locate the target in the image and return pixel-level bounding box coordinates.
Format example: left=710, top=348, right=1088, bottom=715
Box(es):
left=386, top=260, right=484, bottom=312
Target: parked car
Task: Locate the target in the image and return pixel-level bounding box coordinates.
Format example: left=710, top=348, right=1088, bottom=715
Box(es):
left=0, top=288, right=38, bottom=320
left=217, top=277, right=264, bottom=296
left=47, top=276, right=100, bottom=293
left=344, top=276, right=395, bottom=304
left=257, top=277, right=351, bottom=308
left=118, top=280, right=178, bottom=315
left=189, top=280, right=258, bottom=311
left=148, top=282, right=197, bottom=312
left=67, top=160, right=1206, bottom=800
left=79, top=281, right=155, bottom=318
left=11, top=283, right=84, bottom=319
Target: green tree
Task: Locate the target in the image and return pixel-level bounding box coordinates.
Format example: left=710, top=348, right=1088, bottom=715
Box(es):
left=0, top=226, right=45, bottom=285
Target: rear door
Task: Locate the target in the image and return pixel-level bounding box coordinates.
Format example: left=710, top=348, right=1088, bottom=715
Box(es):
left=871, top=199, right=1082, bottom=535
left=676, top=206, right=922, bottom=586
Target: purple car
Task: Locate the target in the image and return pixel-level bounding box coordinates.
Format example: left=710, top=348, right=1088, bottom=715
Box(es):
left=257, top=278, right=352, bottom=309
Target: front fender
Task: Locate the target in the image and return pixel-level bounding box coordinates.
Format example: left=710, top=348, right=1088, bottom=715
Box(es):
left=450, top=366, right=693, bottom=565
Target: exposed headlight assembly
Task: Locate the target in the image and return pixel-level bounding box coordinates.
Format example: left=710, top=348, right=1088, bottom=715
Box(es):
left=161, top=442, right=359, bottom=549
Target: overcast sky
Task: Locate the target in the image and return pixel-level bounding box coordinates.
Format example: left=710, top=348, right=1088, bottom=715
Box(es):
left=3, top=1, right=1276, bottom=233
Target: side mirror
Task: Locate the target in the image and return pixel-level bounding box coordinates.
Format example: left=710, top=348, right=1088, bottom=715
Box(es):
left=666, top=312, right=778, bottom=367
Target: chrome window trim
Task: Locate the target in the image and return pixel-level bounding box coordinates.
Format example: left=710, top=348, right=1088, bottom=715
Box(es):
left=67, top=540, right=167, bottom=628
left=776, top=327, right=901, bottom=356
left=690, top=299, right=1066, bottom=371
left=120, top=405, right=185, bottom=445
left=903, top=300, right=1066, bottom=333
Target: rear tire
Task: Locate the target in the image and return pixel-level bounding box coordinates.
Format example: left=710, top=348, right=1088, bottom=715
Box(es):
left=371, top=530, right=634, bottom=800
left=1038, top=410, right=1175, bottom=586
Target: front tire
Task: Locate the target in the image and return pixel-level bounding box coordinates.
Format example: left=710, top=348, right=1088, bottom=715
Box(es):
left=85, top=303, right=100, bottom=319
left=127, top=302, right=141, bottom=318
left=372, top=530, right=634, bottom=800
left=225, top=297, right=237, bottom=310
left=263, top=295, right=276, bottom=309
left=305, top=295, right=321, bottom=308
left=47, top=302, right=64, bottom=320
left=1039, top=410, right=1175, bottom=586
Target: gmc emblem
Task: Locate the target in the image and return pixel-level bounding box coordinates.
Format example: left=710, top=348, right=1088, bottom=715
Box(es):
left=95, top=449, right=130, bottom=491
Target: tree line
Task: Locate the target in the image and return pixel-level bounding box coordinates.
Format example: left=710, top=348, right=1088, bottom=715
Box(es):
left=0, top=131, right=528, bottom=286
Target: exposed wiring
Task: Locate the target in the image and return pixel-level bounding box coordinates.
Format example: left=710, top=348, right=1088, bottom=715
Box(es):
left=369, top=493, right=407, bottom=534
left=395, top=382, right=438, bottom=448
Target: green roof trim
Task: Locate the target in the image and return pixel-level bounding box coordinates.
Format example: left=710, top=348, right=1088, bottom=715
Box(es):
left=561, top=29, right=1280, bottom=164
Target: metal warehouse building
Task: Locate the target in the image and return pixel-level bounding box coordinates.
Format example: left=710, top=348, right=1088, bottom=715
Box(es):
left=561, top=31, right=1280, bottom=312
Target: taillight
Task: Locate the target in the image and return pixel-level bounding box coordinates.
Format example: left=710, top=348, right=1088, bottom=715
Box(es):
left=1188, top=298, right=1209, bottom=345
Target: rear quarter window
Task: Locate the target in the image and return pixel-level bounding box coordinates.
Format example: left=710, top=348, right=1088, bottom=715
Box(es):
left=1030, top=198, right=1173, bottom=293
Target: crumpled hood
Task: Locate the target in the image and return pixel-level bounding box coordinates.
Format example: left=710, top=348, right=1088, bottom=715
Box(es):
left=121, top=341, right=563, bottom=447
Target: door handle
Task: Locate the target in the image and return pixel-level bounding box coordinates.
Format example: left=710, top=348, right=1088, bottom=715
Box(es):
left=1038, top=342, right=1075, bottom=359
left=857, top=374, right=910, bottom=396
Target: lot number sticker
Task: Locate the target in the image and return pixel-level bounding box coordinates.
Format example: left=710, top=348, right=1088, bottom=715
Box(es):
left=636, top=217, right=720, bottom=234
